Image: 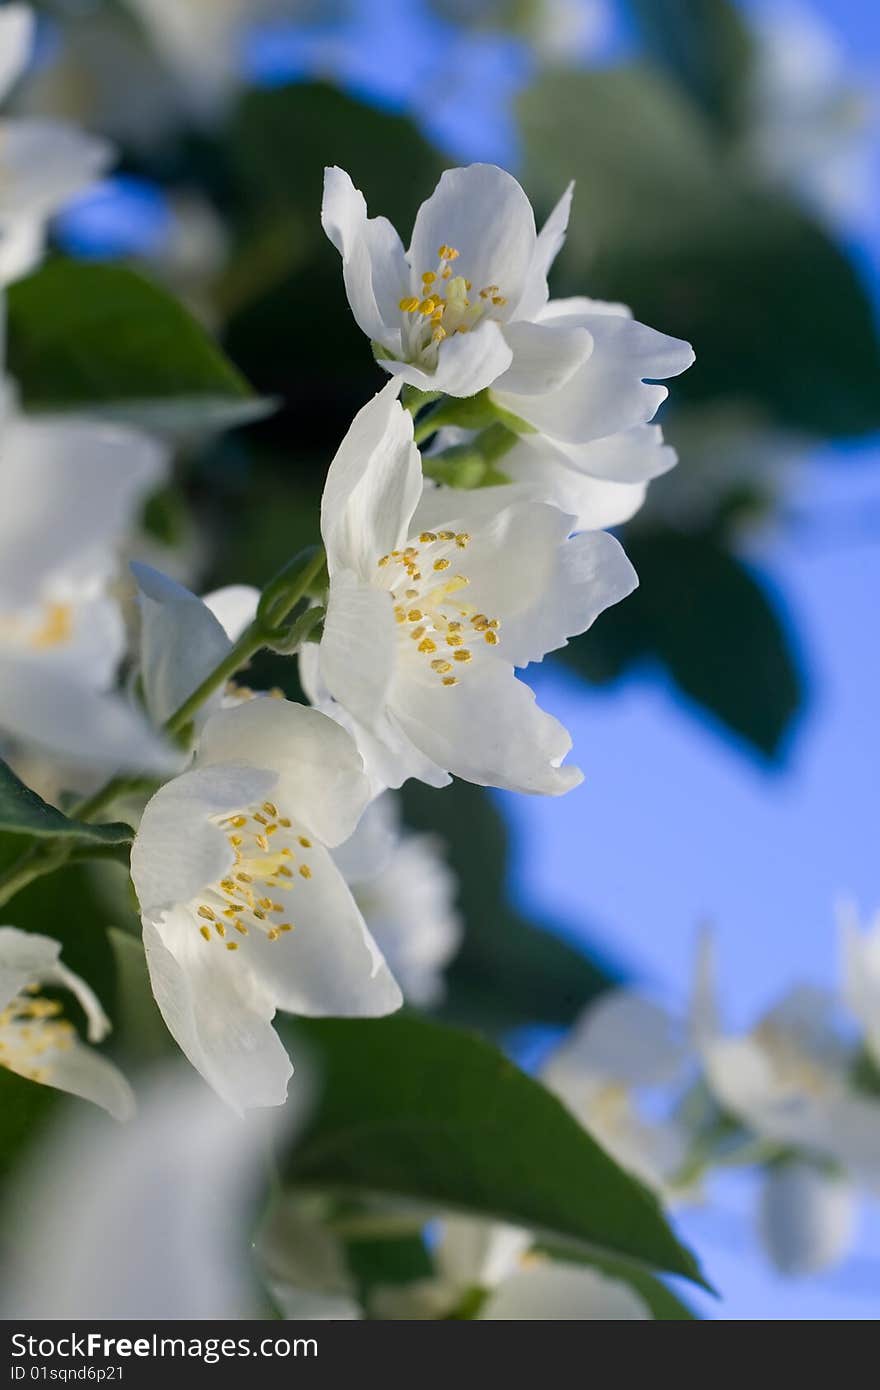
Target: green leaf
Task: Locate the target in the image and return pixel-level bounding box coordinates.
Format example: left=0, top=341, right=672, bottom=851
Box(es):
left=563, top=531, right=803, bottom=757
left=520, top=67, right=880, bottom=437
left=400, top=779, right=616, bottom=1033
left=0, top=1069, right=57, bottom=1182
left=541, top=1245, right=699, bottom=1319
left=0, top=759, right=132, bottom=846
left=627, top=0, right=755, bottom=137
left=284, top=1014, right=709, bottom=1287
left=7, top=259, right=255, bottom=418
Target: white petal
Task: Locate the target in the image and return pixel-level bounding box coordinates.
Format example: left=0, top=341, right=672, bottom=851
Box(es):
left=332, top=791, right=400, bottom=883
left=202, top=584, right=260, bottom=642
left=439, top=1219, right=530, bottom=1289
left=0, top=5, right=33, bottom=103
left=143, top=916, right=293, bottom=1113
left=2, top=1067, right=293, bottom=1317
left=38, top=1041, right=135, bottom=1123
left=257, top=1199, right=361, bottom=1320
left=546, top=991, right=687, bottom=1090
left=516, top=181, right=574, bottom=322
left=0, top=413, right=168, bottom=606
left=0, top=216, right=44, bottom=286
left=197, top=698, right=371, bottom=848
left=320, top=569, right=396, bottom=731
left=759, top=1163, right=857, bottom=1276
left=0, top=120, right=112, bottom=222
left=131, top=763, right=277, bottom=913
left=480, top=1263, right=650, bottom=1320
left=494, top=318, right=592, bottom=397
left=321, top=166, right=408, bottom=351
left=496, top=312, right=694, bottom=445
left=133, top=563, right=233, bottom=726
left=392, top=662, right=581, bottom=795
left=530, top=422, right=678, bottom=486
left=320, top=381, right=420, bottom=579
left=0, top=655, right=176, bottom=773
left=238, top=846, right=402, bottom=1019
left=46, top=960, right=111, bottom=1044
left=501, top=442, right=648, bottom=531
left=0, top=926, right=62, bottom=1011
left=408, top=164, right=536, bottom=317
left=379, top=316, right=514, bottom=397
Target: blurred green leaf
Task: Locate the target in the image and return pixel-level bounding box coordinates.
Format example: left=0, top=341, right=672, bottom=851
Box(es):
left=0, top=1069, right=57, bottom=1182
left=8, top=259, right=254, bottom=417
left=521, top=67, right=880, bottom=437
left=0, top=759, right=131, bottom=846
left=565, top=530, right=803, bottom=757
left=541, top=1244, right=699, bottom=1319
left=285, top=1014, right=709, bottom=1286
left=401, top=779, right=615, bottom=1032
left=627, top=0, right=755, bottom=136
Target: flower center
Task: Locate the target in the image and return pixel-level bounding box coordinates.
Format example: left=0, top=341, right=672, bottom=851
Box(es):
left=0, top=986, right=75, bottom=1083
left=195, top=801, right=315, bottom=951
left=0, top=601, right=74, bottom=652
left=376, top=531, right=501, bottom=687
left=398, top=244, right=507, bottom=361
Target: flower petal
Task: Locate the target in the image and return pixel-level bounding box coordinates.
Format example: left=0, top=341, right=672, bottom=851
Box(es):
left=494, top=318, right=592, bottom=397
left=321, top=165, right=409, bottom=351
left=133, top=563, right=233, bottom=726
left=408, top=164, right=536, bottom=316
left=758, top=1162, right=857, bottom=1277
left=320, top=381, right=420, bottom=579
left=320, top=569, right=396, bottom=732
left=379, top=316, right=513, bottom=397
left=202, top=584, right=260, bottom=642
left=515, top=180, right=574, bottom=322
left=480, top=1263, right=650, bottom=1320
left=392, top=662, right=581, bottom=795
left=143, top=915, right=293, bottom=1113
left=501, top=442, right=649, bottom=531
left=546, top=991, right=688, bottom=1090
left=0, top=926, right=62, bottom=1012
left=196, top=698, right=371, bottom=847
left=0, top=120, right=112, bottom=222
left=0, top=6, right=32, bottom=103
left=38, top=1041, right=135, bottom=1122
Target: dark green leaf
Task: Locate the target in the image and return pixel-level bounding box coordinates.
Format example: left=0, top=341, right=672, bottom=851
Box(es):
left=627, top=0, right=755, bottom=136
left=564, top=531, right=803, bottom=756
left=521, top=67, right=880, bottom=437
left=0, top=759, right=132, bottom=845
left=285, top=1014, right=709, bottom=1286
left=401, top=779, right=616, bottom=1033
left=8, top=259, right=255, bottom=417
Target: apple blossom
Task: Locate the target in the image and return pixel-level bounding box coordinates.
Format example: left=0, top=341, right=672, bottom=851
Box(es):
left=306, top=381, right=637, bottom=793
left=0, top=927, right=133, bottom=1120
left=757, top=1159, right=857, bottom=1277
left=130, top=696, right=402, bottom=1111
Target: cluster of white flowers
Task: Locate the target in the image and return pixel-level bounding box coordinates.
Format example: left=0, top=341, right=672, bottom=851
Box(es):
left=545, top=912, right=880, bottom=1278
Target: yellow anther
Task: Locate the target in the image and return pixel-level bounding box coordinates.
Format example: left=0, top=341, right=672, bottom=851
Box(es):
left=265, top=824, right=278, bottom=836
left=298, top=836, right=312, bottom=848
left=279, top=817, right=292, bottom=828
left=399, top=296, right=419, bottom=312
left=235, top=921, right=248, bottom=935
left=197, top=906, right=215, bottom=921
left=299, top=865, right=312, bottom=879
left=256, top=835, right=268, bottom=851
left=226, top=942, right=238, bottom=951
left=220, top=878, right=236, bottom=893
left=485, top=630, right=499, bottom=645
left=456, top=325, right=469, bottom=334
left=229, top=835, right=243, bottom=847
left=434, top=558, right=451, bottom=571
left=438, top=531, right=455, bottom=540
left=422, top=271, right=437, bottom=284
left=420, top=532, right=437, bottom=543
left=273, top=902, right=284, bottom=912
left=472, top=614, right=488, bottom=630
left=418, top=638, right=437, bottom=653
left=254, top=909, right=266, bottom=921
left=407, top=609, right=423, bottom=622
left=418, top=297, right=437, bottom=314
left=253, top=812, right=269, bottom=825
left=492, top=296, right=507, bottom=306
left=438, top=245, right=459, bottom=260
left=378, top=555, right=390, bottom=567
left=267, top=929, right=280, bottom=942
left=278, top=865, right=293, bottom=878
left=215, top=923, right=226, bottom=938
left=431, top=659, right=453, bottom=673
left=280, top=923, right=294, bottom=933
left=235, top=872, right=252, bottom=884
left=432, top=326, right=446, bottom=342
left=455, top=533, right=470, bottom=547
left=263, top=802, right=278, bottom=817
left=488, top=619, right=500, bottom=628
left=447, top=620, right=462, bottom=632
left=447, top=634, right=463, bottom=647
left=258, top=897, right=273, bottom=910
left=411, top=625, right=426, bottom=640
left=454, top=649, right=473, bottom=663
left=442, top=676, right=458, bottom=686
left=199, top=925, right=211, bottom=942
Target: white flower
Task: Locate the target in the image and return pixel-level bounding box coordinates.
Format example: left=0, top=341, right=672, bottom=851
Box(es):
left=322, top=163, right=693, bottom=419
left=0, top=387, right=173, bottom=773
left=1, top=1066, right=295, bottom=1318
left=697, top=965, right=880, bottom=1179
left=0, top=5, right=112, bottom=285
left=757, top=1159, right=857, bottom=1277
left=333, top=792, right=461, bottom=1006
left=256, top=1196, right=362, bottom=1321
left=543, top=990, right=693, bottom=1195
left=124, top=0, right=264, bottom=121
left=0, top=926, right=133, bottom=1120
left=305, top=382, right=637, bottom=794
left=838, top=900, right=880, bottom=1070
left=374, top=1216, right=649, bottom=1320
left=130, top=697, right=403, bottom=1112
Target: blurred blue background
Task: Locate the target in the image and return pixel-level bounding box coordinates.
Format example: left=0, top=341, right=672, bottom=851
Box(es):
left=38, top=0, right=880, bottom=1320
